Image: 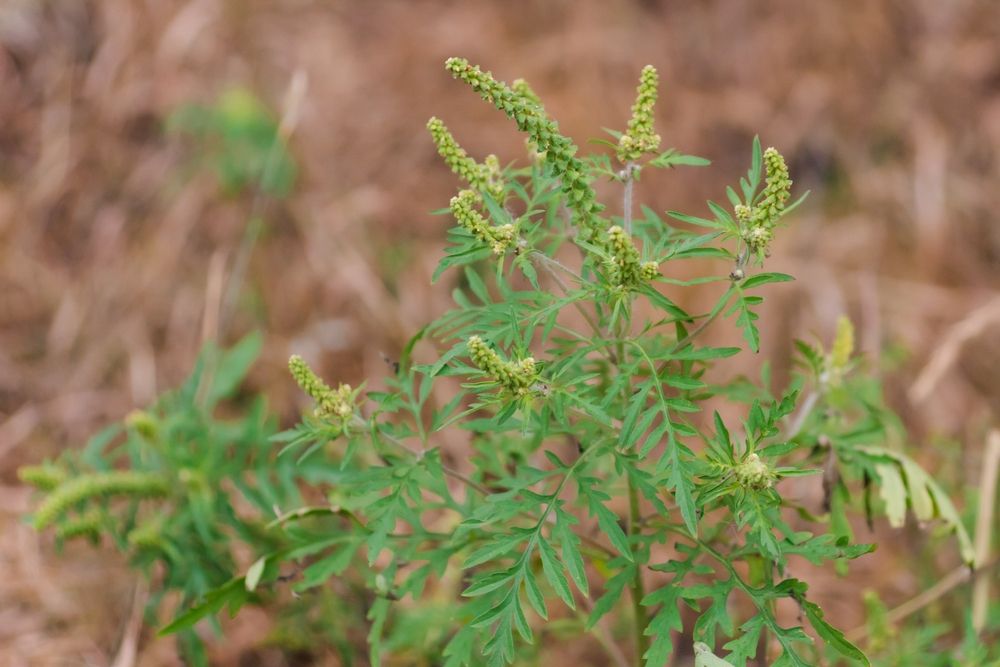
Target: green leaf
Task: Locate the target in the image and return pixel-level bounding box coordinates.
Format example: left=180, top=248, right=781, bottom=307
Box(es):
left=208, top=331, right=262, bottom=404
left=592, top=501, right=632, bottom=561
left=298, top=541, right=360, bottom=590
left=245, top=556, right=267, bottom=592
left=800, top=598, right=870, bottom=665
left=464, top=570, right=517, bottom=597
left=740, top=272, right=794, bottom=290
left=722, top=614, right=764, bottom=667
left=464, top=532, right=527, bottom=569
left=642, top=584, right=684, bottom=667
left=159, top=578, right=249, bottom=635
left=731, top=291, right=761, bottom=353
left=538, top=537, right=575, bottom=610
left=523, top=568, right=549, bottom=620
left=587, top=563, right=634, bottom=628
left=555, top=505, right=589, bottom=596
left=650, top=149, right=711, bottom=169
left=874, top=462, right=907, bottom=528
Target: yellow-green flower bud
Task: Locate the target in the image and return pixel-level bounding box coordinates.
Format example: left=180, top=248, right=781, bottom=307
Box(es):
left=641, top=261, right=660, bottom=282
left=734, top=453, right=774, bottom=490
left=512, top=78, right=543, bottom=111
left=445, top=57, right=604, bottom=239
left=427, top=116, right=505, bottom=200
left=742, top=225, right=773, bottom=256
left=738, top=147, right=793, bottom=260
left=450, top=189, right=516, bottom=255
left=33, top=471, right=169, bottom=530
left=125, top=409, right=158, bottom=440
left=427, top=116, right=480, bottom=185
left=606, top=225, right=656, bottom=289
left=128, top=518, right=165, bottom=550
left=512, top=79, right=547, bottom=160
left=55, top=508, right=104, bottom=542
left=826, top=316, right=855, bottom=387
left=467, top=336, right=539, bottom=397
left=753, top=147, right=792, bottom=226
left=288, top=355, right=357, bottom=421
left=18, top=463, right=67, bottom=491
left=617, top=65, right=662, bottom=163
left=735, top=204, right=752, bottom=227
left=482, top=154, right=505, bottom=201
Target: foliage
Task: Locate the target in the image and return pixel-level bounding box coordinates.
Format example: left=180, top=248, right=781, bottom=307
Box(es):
left=167, top=86, right=296, bottom=197
left=21, top=59, right=992, bottom=666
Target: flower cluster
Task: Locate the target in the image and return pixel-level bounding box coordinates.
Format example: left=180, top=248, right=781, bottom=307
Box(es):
left=450, top=189, right=517, bottom=255
left=445, top=57, right=604, bottom=240
left=512, top=79, right=546, bottom=160
left=33, top=471, right=169, bottom=530
left=606, top=225, right=658, bottom=289
left=740, top=147, right=792, bottom=259
left=512, top=78, right=543, bottom=110
left=288, top=355, right=358, bottom=422
left=734, top=453, right=775, bottom=490
left=824, top=316, right=854, bottom=387
left=427, top=116, right=505, bottom=201
left=18, top=463, right=68, bottom=491
left=467, top=335, right=538, bottom=397
left=617, top=65, right=662, bottom=163
left=55, top=508, right=104, bottom=542
left=127, top=517, right=165, bottom=550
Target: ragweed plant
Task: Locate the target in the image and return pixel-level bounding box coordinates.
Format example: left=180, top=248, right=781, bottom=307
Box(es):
left=22, top=59, right=990, bottom=667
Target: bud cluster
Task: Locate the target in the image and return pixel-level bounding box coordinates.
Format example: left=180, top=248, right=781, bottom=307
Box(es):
left=607, top=225, right=659, bottom=289
left=617, top=65, right=662, bottom=163
left=450, top=189, right=517, bottom=255
left=288, top=355, right=358, bottom=423
left=18, top=463, right=68, bottom=491
left=825, top=316, right=855, bottom=387
left=33, top=471, right=170, bottom=530
left=55, top=508, right=104, bottom=542
left=740, top=147, right=792, bottom=258
left=734, top=452, right=775, bottom=491
left=445, top=57, right=604, bottom=239
left=427, top=117, right=505, bottom=201
left=467, top=336, right=538, bottom=397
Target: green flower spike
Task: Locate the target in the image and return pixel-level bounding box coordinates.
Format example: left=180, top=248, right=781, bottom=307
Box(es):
left=467, top=335, right=538, bottom=397
left=825, top=316, right=855, bottom=387
left=617, top=65, right=662, bottom=163
left=445, top=57, right=604, bottom=239
left=288, top=355, right=357, bottom=422
left=450, top=189, right=516, bottom=255
left=55, top=508, right=104, bottom=542
left=607, top=225, right=657, bottom=288
left=18, top=463, right=68, bottom=491
left=741, top=147, right=792, bottom=258
left=512, top=78, right=544, bottom=110
left=512, top=79, right=548, bottom=160
left=33, top=471, right=169, bottom=530
left=427, top=116, right=505, bottom=201
left=128, top=518, right=166, bottom=550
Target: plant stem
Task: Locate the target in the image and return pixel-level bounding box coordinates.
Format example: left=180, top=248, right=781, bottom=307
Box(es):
left=627, top=476, right=649, bottom=664
left=845, top=556, right=1000, bottom=643
left=623, top=162, right=636, bottom=234
left=530, top=250, right=606, bottom=346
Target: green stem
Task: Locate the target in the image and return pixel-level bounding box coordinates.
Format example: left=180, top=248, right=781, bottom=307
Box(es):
left=627, top=476, right=649, bottom=665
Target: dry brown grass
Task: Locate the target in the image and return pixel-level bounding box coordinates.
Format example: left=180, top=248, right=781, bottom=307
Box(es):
left=1, top=1, right=999, bottom=664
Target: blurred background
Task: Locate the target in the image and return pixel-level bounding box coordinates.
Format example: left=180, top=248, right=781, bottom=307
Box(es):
left=1, top=0, right=998, bottom=665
